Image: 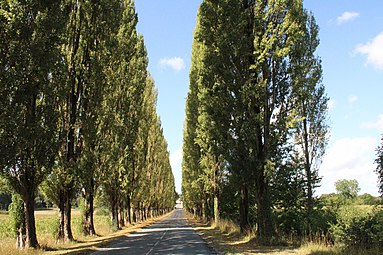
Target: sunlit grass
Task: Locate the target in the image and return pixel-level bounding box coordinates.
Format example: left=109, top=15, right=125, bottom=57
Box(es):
left=0, top=208, right=172, bottom=255
left=212, top=218, right=241, bottom=236
left=188, top=214, right=381, bottom=255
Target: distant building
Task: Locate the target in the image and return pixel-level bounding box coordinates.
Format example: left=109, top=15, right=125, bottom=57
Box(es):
left=175, top=198, right=183, bottom=209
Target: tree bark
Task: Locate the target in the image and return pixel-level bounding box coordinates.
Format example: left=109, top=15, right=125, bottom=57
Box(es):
left=82, top=178, right=96, bottom=236
left=303, top=116, right=313, bottom=232
left=57, top=190, right=74, bottom=242
left=256, top=172, right=273, bottom=244
left=57, top=189, right=65, bottom=241
left=24, top=191, right=38, bottom=248
left=64, top=193, right=74, bottom=241
left=111, top=194, right=119, bottom=231
left=127, top=195, right=132, bottom=224
left=239, top=185, right=250, bottom=232
left=214, top=161, right=220, bottom=223
left=214, top=195, right=220, bottom=224
left=119, top=204, right=125, bottom=227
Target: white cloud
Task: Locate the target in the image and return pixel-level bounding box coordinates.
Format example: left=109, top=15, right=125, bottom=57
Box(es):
left=355, top=32, right=383, bottom=71
left=159, top=57, right=185, bottom=71
left=337, top=11, right=360, bottom=24
left=348, top=95, right=358, bottom=104
left=170, top=148, right=183, bottom=169
left=328, top=99, right=335, bottom=110
left=170, top=148, right=183, bottom=194
left=362, top=114, right=383, bottom=132
left=317, top=137, right=379, bottom=196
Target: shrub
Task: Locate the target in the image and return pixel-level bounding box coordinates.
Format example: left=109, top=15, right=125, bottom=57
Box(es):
left=95, top=207, right=110, bottom=216
left=8, top=194, right=24, bottom=238
left=331, top=206, right=383, bottom=250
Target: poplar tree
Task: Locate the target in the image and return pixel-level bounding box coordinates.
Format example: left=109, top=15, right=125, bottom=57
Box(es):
left=0, top=0, right=65, bottom=248
left=375, top=136, right=383, bottom=196
left=99, top=0, right=149, bottom=229
left=133, top=77, right=157, bottom=221
left=185, top=0, right=327, bottom=243
left=249, top=0, right=306, bottom=241
left=290, top=11, right=329, bottom=231
left=190, top=0, right=255, bottom=229
left=39, top=0, right=123, bottom=241
left=182, top=31, right=204, bottom=216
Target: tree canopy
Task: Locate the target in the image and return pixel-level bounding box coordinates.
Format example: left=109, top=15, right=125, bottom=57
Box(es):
left=0, top=0, right=175, bottom=248
left=182, top=0, right=330, bottom=243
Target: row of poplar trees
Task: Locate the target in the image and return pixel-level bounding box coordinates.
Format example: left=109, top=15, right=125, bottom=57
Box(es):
left=182, top=0, right=329, bottom=244
left=0, top=0, right=175, bottom=249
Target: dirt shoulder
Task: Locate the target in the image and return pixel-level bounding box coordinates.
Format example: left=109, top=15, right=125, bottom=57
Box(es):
left=186, top=214, right=336, bottom=255
left=45, top=212, right=173, bottom=255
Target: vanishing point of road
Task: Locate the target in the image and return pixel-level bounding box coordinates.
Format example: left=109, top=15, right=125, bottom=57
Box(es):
left=91, top=209, right=218, bottom=255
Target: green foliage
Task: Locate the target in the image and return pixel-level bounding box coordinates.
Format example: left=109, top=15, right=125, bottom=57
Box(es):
left=356, top=193, right=382, bottom=206
left=0, top=0, right=67, bottom=247
left=8, top=194, right=24, bottom=238
left=331, top=206, right=383, bottom=250
left=335, top=179, right=360, bottom=203
left=1, top=0, right=175, bottom=245
left=35, top=214, right=59, bottom=238
left=95, top=207, right=110, bottom=216
left=0, top=215, right=13, bottom=239
left=183, top=0, right=329, bottom=242
left=375, top=136, right=383, bottom=196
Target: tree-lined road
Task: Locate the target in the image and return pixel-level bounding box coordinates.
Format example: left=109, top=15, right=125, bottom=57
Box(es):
left=92, top=209, right=216, bottom=255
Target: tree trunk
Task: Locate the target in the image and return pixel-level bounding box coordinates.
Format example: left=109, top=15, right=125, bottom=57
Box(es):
left=256, top=172, right=273, bottom=244
left=119, top=204, right=125, bottom=227
left=202, top=201, right=206, bottom=220
left=24, top=191, right=38, bottom=248
left=16, top=224, right=26, bottom=249
left=57, top=189, right=65, bottom=241
left=127, top=195, right=132, bottom=224
left=64, top=193, right=74, bottom=241
left=133, top=207, right=137, bottom=223
left=57, top=189, right=74, bottom=242
left=214, top=194, right=220, bottom=224
left=15, top=197, right=26, bottom=249
left=82, top=178, right=96, bottom=236
left=111, top=195, right=119, bottom=231
left=239, top=185, right=250, bottom=232
left=303, top=116, right=313, bottom=233
left=214, top=162, right=220, bottom=223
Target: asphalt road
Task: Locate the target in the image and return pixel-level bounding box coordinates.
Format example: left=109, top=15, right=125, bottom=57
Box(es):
left=91, top=209, right=217, bottom=255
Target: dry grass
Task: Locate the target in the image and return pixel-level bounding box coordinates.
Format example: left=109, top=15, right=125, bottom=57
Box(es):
left=186, top=214, right=353, bottom=255
left=0, top=209, right=172, bottom=255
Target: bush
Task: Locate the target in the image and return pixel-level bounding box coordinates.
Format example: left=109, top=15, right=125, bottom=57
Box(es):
left=0, top=215, right=13, bottom=239
left=331, top=206, right=383, bottom=250
left=8, top=194, right=24, bottom=238
left=35, top=214, right=59, bottom=238
left=95, top=207, right=110, bottom=216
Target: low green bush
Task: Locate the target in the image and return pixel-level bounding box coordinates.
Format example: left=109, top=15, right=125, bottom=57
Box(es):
left=331, top=206, right=383, bottom=250
left=35, top=214, right=59, bottom=238
left=95, top=207, right=110, bottom=216
left=0, top=216, right=13, bottom=239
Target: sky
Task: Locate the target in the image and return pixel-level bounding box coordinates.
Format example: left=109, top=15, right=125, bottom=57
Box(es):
left=135, top=0, right=383, bottom=196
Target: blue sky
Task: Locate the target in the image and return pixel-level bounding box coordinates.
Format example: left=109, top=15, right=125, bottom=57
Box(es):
left=135, top=0, right=383, bottom=196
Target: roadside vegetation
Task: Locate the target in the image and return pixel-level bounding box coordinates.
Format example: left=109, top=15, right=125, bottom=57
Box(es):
left=0, top=0, right=175, bottom=250
left=187, top=180, right=383, bottom=254
left=182, top=1, right=383, bottom=253
left=0, top=208, right=171, bottom=255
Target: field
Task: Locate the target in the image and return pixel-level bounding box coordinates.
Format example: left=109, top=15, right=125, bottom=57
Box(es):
left=187, top=215, right=382, bottom=255
left=0, top=208, right=165, bottom=255
left=0, top=209, right=118, bottom=254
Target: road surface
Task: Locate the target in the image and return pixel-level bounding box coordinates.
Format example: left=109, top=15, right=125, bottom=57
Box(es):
left=91, top=209, right=217, bottom=255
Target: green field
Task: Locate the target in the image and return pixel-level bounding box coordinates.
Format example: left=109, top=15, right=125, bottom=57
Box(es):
left=0, top=209, right=112, bottom=254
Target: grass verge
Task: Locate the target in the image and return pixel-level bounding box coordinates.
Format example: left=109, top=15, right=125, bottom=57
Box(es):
left=186, top=213, right=370, bottom=255
left=0, top=209, right=172, bottom=255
